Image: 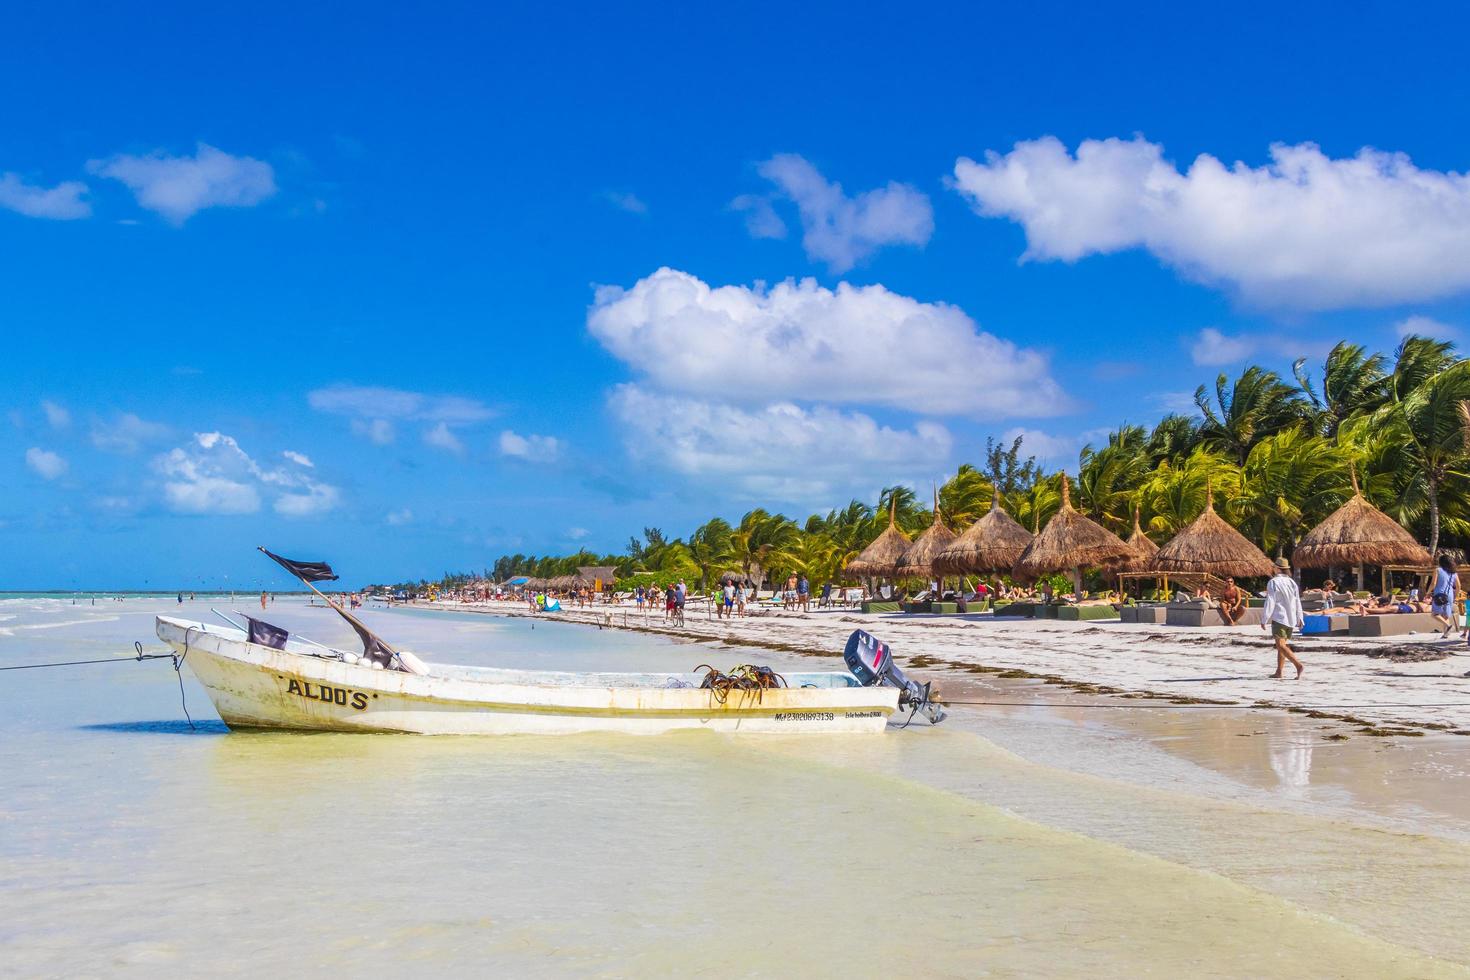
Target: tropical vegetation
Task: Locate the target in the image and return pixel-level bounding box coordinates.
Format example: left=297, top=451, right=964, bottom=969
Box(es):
left=459, top=334, right=1470, bottom=591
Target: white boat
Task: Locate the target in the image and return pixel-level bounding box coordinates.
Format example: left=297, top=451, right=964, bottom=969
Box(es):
left=154, top=616, right=933, bottom=735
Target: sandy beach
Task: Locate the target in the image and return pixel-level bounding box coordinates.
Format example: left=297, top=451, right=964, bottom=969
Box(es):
left=417, top=600, right=1470, bottom=736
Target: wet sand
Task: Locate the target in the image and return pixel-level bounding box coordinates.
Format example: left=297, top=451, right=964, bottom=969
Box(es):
left=424, top=599, right=1470, bottom=836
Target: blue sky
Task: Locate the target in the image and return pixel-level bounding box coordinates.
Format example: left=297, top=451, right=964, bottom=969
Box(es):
left=5, top=0, right=1470, bottom=588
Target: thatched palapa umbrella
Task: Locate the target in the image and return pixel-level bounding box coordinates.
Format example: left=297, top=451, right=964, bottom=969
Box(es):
left=1293, top=469, right=1430, bottom=589
left=1014, top=474, right=1131, bottom=598
left=933, top=489, right=1033, bottom=575
left=1109, top=508, right=1160, bottom=573
left=845, top=500, right=913, bottom=579
left=1148, top=484, right=1273, bottom=580
left=895, top=490, right=958, bottom=583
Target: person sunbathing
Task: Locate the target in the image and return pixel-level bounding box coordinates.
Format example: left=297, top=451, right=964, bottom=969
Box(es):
left=1349, top=595, right=1430, bottom=615
left=1219, top=577, right=1246, bottom=625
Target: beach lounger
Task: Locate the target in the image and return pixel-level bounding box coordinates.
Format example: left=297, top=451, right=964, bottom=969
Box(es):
left=1347, top=613, right=1443, bottom=637
left=1165, top=600, right=1263, bottom=627
left=1302, top=614, right=1349, bottom=635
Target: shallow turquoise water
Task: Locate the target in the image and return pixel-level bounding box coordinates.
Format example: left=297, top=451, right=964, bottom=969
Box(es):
left=2, top=597, right=1468, bottom=976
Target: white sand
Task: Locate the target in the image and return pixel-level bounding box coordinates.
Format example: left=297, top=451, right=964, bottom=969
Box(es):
left=417, top=600, right=1470, bottom=733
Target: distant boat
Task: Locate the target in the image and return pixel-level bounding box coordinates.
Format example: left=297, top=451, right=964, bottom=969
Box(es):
left=154, top=616, right=936, bottom=735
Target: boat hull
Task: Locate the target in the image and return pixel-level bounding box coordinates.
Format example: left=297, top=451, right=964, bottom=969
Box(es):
left=156, top=617, right=897, bottom=735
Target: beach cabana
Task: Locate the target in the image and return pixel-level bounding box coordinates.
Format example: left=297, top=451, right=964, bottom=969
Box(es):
left=932, top=489, right=1034, bottom=576
left=845, top=501, right=913, bottom=581
left=575, top=566, right=620, bottom=591
left=1014, top=474, right=1131, bottom=598
left=1292, top=471, right=1430, bottom=591
left=894, top=491, right=958, bottom=584
left=1148, top=485, right=1273, bottom=580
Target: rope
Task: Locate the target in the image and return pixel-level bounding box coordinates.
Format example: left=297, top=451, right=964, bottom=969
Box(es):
left=938, top=698, right=1470, bottom=710
left=2, top=638, right=196, bottom=731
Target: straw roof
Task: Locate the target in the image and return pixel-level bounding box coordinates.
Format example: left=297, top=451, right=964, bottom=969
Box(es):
left=1107, top=509, right=1160, bottom=573
left=895, top=491, right=959, bottom=579
left=932, top=489, right=1034, bottom=574
left=1148, top=484, right=1273, bottom=578
left=1014, top=475, right=1131, bottom=575
left=845, top=500, right=913, bottom=578
left=575, top=566, right=619, bottom=586
left=1293, top=471, right=1430, bottom=569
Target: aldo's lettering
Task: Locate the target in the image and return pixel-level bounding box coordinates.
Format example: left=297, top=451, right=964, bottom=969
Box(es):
left=285, top=677, right=370, bottom=711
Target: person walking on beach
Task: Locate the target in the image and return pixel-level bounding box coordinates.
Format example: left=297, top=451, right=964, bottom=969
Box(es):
left=798, top=575, right=809, bottom=612
left=1430, top=554, right=1457, bottom=638
left=261, top=591, right=268, bottom=610
left=1261, top=557, right=1305, bottom=679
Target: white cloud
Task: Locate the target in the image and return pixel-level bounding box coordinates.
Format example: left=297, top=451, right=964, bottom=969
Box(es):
left=386, top=508, right=414, bottom=526
left=1186, top=326, right=1334, bottom=366
left=282, top=450, right=314, bottom=467
left=588, top=267, right=1068, bottom=417
left=1190, top=327, right=1257, bottom=366
left=610, top=385, right=952, bottom=502
left=604, top=191, right=647, bottom=214
left=498, top=430, right=560, bottom=463
left=25, top=447, right=67, bottom=480
left=311, top=385, right=495, bottom=448
left=274, top=483, right=340, bottom=517
left=352, top=418, right=395, bottom=445
left=1152, top=391, right=1201, bottom=415
left=730, top=193, right=787, bottom=239
left=87, top=143, right=276, bottom=225
left=424, top=421, right=464, bottom=454
left=952, top=136, right=1470, bottom=309
left=566, top=527, right=590, bottom=540
left=154, top=432, right=339, bottom=517
left=1394, top=315, right=1459, bottom=340
left=0, top=173, right=90, bottom=219
left=1001, top=427, right=1111, bottom=468
left=91, top=412, right=171, bottom=453
left=41, top=400, right=70, bottom=429
left=742, top=154, right=933, bottom=272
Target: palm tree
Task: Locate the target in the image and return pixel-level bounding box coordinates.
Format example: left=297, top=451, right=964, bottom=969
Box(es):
left=728, top=509, right=799, bottom=592
left=1078, top=426, right=1151, bottom=532
left=1237, top=426, right=1348, bottom=555
left=1390, top=335, right=1458, bottom=404
left=1146, top=414, right=1203, bottom=467
left=1140, top=449, right=1240, bottom=537
left=875, top=485, right=925, bottom=534
left=686, top=518, right=734, bottom=593
left=1195, top=366, right=1308, bottom=464
left=1292, top=342, right=1389, bottom=436
left=1389, top=360, right=1470, bottom=554
left=939, top=465, right=995, bottom=527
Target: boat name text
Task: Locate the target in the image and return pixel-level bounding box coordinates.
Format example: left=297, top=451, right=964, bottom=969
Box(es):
left=286, top=678, right=369, bottom=710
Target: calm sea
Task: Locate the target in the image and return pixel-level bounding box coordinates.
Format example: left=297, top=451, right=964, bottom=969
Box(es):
left=2, top=596, right=1467, bottom=976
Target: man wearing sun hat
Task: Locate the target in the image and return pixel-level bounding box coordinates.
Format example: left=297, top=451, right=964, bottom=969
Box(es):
left=1261, top=556, right=1305, bottom=679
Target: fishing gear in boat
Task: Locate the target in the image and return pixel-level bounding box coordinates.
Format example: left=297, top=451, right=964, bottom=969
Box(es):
left=843, top=629, right=947, bottom=726
left=694, top=664, right=787, bottom=704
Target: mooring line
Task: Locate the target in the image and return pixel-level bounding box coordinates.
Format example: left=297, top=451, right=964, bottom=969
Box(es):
left=938, top=698, right=1470, bottom=710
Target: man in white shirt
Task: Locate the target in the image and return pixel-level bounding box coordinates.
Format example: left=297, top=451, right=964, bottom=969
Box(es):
left=1261, top=556, right=1305, bottom=679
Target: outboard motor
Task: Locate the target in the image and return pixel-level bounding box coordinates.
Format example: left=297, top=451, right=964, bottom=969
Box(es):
left=843, top=630, right=946, bottom=725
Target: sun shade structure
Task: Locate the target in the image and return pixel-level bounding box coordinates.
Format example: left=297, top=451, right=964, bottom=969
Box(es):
left=1293, top=470, right=1431, bottom=571
left=1148, top=484, right=1274, bottom=579
left=575, top=566, right=619, bottom=589
left=932, top=489, right=1034, bottom=575
left=1108, top=508, right=1161, bottom=573
left=895, top=491, right=959, bottom=580
left=1014, top=475, right=1131, bottom=595
left=845, top=500, right=914, bottom=579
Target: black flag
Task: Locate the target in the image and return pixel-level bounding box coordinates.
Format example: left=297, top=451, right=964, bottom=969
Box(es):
left=259, top=548, right=339, bottom=583
left=245, top=616, right=289, bottom=650
left=258, top=546, right=397, bottom=669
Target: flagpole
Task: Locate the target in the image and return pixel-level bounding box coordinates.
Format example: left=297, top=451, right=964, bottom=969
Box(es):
left=258, top=547, right=400, bottom=667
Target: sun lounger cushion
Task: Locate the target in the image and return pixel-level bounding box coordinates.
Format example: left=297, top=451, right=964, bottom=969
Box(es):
left=1347, top=613, right=1443, bottom=637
